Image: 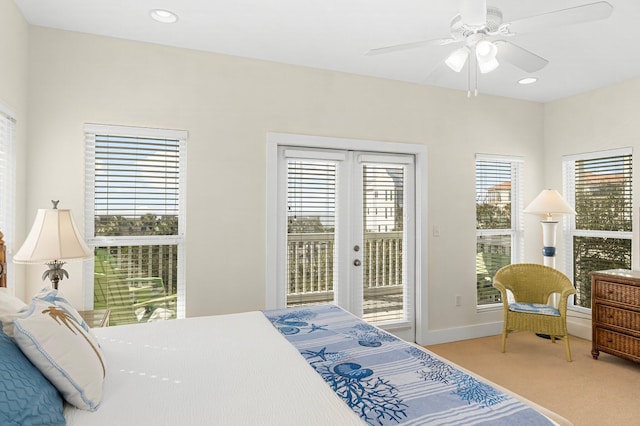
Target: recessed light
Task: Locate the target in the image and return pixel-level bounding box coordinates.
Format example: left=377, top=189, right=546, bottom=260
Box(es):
left=150, top=9, right=179, bottom=24
left=518, top=77, right=538, bottom=85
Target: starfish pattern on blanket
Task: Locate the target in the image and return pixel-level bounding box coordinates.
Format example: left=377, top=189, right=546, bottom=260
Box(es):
left=265, top=309, right=328, bottom=335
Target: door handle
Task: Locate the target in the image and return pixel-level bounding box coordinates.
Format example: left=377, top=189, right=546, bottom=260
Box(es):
left=353, top=259, right=361, bottom=267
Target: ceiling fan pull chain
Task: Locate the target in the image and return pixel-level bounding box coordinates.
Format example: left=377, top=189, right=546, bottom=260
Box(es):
left=474, top=59, right=479, bottom=97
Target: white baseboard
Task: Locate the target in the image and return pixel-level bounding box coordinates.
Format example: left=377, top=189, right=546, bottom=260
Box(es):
left=417, top=321, right=503, bottom=346
left=567, top=318, right=592, bottom=341
left=417, top=318, right=592, bottom=346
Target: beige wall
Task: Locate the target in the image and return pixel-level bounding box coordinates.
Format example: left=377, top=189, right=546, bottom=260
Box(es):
left=0, top=0, right=29, bottom=301
left=544, top=77, right=640, bottom=339
left=22, top=24, right=545, bottom=342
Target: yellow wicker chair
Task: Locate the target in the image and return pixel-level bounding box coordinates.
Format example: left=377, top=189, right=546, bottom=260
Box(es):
left=493, top=263, right=576, bottom=362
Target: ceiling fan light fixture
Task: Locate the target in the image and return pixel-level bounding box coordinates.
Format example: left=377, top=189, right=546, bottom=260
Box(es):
left=475, top=40, right=499, bottom=74
left=475, top=40, right=497, bottom=59
left=445, top=47, right=469, bottom=72
left=478, top=57, right=499, bottom=74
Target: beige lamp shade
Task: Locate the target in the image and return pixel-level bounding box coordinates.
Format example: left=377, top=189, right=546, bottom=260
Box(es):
left=14, top=208, right=92, bottom=263
left=524, top=189, right=575, bottom=221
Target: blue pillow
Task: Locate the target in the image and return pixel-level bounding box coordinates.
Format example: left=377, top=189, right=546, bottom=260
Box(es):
left=0, top=328, right=65, bottom=426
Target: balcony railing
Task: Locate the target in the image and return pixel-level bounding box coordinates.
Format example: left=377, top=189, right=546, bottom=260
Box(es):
left=287, top=231, right=403, bottom=305
left=93, top=245, right=178, bottom=326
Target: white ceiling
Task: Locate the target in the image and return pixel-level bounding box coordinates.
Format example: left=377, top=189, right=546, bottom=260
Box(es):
left=14, top=0, right=640, bottom=102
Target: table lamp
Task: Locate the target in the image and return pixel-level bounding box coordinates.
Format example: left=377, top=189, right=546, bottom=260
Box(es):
left=14, top=201, right=93, bottom=289
left=524, top=189, right=575, bottom=269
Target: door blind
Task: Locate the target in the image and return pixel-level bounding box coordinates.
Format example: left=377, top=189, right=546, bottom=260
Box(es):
left=287, top=160, right=336, bottom=232
left=286, top=160, right=336, bottom=304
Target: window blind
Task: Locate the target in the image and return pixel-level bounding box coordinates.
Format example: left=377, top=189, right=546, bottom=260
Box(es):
left=475, top=159, right=513, bottom=230
left=574, top=154, right=632, bottom=232
left=93, top=134, right=180, bottom=236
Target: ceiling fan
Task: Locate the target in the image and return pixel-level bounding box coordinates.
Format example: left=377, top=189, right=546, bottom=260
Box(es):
left=366, top=0, right=614, bottom=96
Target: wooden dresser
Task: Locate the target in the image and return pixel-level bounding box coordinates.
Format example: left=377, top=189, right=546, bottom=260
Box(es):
left=591, top=269, right=640, bottom=364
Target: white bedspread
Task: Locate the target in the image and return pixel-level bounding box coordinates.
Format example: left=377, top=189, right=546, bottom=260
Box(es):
left=64, top=311, right=364, bottom=425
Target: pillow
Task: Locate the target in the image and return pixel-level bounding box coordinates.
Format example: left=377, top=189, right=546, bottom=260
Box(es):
left=31, top=287, right=91, bottom=333
left=0, top=287, right=27, bottom=338
left=14, top=289, right=106, bottom=411
left=0, top=328, right=65, bottom=425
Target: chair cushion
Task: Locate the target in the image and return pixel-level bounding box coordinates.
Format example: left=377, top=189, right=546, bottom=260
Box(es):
left=508, top=302, right=560, bottom=316
left=13, top=289, right=105, bottom=411
left=0, top=327, right=65, bottom=425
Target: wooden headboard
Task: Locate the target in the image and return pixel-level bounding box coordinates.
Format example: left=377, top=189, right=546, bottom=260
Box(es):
left=0, top=230, right=6, bottom=287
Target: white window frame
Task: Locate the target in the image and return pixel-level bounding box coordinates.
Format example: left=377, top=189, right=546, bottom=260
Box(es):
left=83, top=124, right=187, bottom=317
left=475, top=154, right=524, bottom=311
left=0, top=101, right=16, bottom=289
left=563, top=147, right=633, bottom=314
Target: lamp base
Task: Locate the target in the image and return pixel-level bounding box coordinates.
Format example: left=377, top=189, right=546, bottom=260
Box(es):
left=42, top=260, right=69, bottom=290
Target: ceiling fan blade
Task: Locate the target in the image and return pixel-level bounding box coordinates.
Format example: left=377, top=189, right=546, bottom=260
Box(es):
left=365, top=38, right=456, bottom=56
left=495, top=40, right=549, bottom=73
left=505, top=1, right=613, bottom=35
left=460, top=0, right=487, bottom=27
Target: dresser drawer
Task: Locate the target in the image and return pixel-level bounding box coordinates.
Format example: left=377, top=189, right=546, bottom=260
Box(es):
left=594, top=327, right=640, bottom=361
left=594, top=280, right=640, bottom=306
left=594, top=304, right=640, bottom=336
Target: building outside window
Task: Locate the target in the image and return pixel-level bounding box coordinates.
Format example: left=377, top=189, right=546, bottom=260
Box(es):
left=475, top=154, right=523, bottom=306
left=563, top=148, right=632, bottom=311
left=84, top=124, right=187, bottom=325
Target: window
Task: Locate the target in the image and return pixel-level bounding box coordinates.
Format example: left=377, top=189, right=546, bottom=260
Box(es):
left=0, top=102, right=16, bottom=287
left=475, top=154, right=523, bottom=306
left=563, top=149, right=632, bottom=311
left=84, top=124, right=187, bottom=325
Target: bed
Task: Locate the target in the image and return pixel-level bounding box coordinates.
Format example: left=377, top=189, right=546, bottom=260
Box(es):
left=58, top=304, right=571, bottom=425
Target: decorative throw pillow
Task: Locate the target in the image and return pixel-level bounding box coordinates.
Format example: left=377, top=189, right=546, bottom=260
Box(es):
left=14, top=289, right=106, bottom=411
left=31, top=287, right=91, bottom=332
left=0, top=328, right=65, bottom=425
left=0, top=287, right=27, bottom=338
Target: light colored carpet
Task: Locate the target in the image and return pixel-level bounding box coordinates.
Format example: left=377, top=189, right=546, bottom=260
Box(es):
left=426, top=332, right=640, bottom=426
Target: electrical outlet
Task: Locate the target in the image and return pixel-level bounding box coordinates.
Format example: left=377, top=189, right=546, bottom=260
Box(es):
left=455, top=295, right=461, bottom=306
left=432, top=225, right=441, bottom=237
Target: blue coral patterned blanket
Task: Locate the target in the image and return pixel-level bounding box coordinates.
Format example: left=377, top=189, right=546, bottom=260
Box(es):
left=263, top=304, right=554, bottom=426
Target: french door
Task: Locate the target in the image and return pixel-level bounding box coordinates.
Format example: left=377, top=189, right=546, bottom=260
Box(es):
left=276, top=146, right=415, bottom=340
